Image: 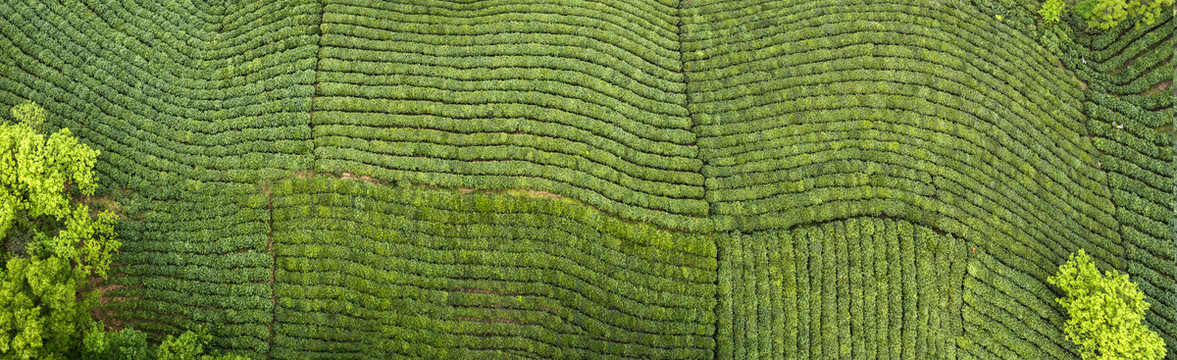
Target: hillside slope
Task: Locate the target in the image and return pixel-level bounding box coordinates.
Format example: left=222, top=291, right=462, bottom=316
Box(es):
left=0, top=0, right=1171, bottom=359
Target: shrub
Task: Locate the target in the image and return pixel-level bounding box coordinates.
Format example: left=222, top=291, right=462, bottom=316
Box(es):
left=80, top=324, right=248, bottom=360
left=157, top=327, right=249, bottom=360
left=81, top=325, right=152, bottom=360
left=1038, top=0, right=1067, bottom=24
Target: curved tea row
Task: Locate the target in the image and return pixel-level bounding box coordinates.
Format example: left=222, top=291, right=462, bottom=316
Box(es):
left=1065, top=10, right=1173, bottom=98
left=683, top=0, right=1155, bottom=358
left=311, top=0, right=711, bottom=231
left=1065, top=9, right=1175, bottom=353
left=0, top=0, right=319, bottom=189
left=0, top=0, right=319, bottom=356
left=0, top=0, right=1171, bottom=358
left=269, top=176, right=717, bottom=359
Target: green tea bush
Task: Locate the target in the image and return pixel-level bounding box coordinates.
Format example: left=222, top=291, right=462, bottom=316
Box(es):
left=717, top=218, right=965, bottom=359
left=269, top=176, right=718, bottom=359
left=0, top=0, right=1170, bottom=358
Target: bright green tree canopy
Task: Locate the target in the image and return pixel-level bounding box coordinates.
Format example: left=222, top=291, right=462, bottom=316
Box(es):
left=1073, top=0, right=1175, bottom=30
left=0, top=256, right=95, bottom=360
left=1, top=101, right=118, bottom=277
left=1039, top=0, right=1067, bottom=24
left=1048, top=249, right=1166, bottom=360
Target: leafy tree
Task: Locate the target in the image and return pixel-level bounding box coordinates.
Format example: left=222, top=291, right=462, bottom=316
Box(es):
left=1070, top=0, right=1174, bottom=30
left=0, top=100, right=240, bottom=360
left=80, top=324, right=246, bottom=360
left=0, top=101, right=118, bottom=278
left=80, top=324, right=152, bottom=360
left=155, top=328, right=248, bottom=360
left=156, top=330, right=206, bottom=360
left=1039, top=0, right=1067, bottom=24
left=0, top=256, right=95, bottom=360
left=1047, top=249, right=1166, bottom=360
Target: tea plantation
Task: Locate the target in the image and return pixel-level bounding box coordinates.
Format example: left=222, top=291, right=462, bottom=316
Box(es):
left=0, top=0, right=1172, bottom=358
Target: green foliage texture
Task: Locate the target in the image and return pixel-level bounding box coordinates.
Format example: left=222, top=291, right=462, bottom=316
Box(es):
left=1048, top=249, right=1166, bottom=360
left=1076, top=0, right=1175, bottom=29
left=0, top=0, right=1171, bottom=358
left=1039, top=0, right=1067, bottom=24
left=80, top=324, right=246, bottom=360
left=81, top=325, right=151, bottom=360
left=0, top=101, right=118, bottom=277
left=0, top=256, right=94, bottom=360
left=156, top=329, right=249, bottom=360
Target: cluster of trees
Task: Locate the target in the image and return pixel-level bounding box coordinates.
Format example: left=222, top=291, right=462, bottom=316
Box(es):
left=0, top=102, right=243, bottom=360
left=1039, top=0, right=1173, bottom=29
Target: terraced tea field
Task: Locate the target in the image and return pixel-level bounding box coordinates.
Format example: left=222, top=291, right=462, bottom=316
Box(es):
left=0, top=0, right=1172, bottom=358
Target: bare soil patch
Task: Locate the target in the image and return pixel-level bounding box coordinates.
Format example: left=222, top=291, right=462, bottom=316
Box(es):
left=450, top=288, right=515, bottom=296
left=456, top=316, right=525, bottom=325
left=1140, top=80, right=1171, bottom=96
left=86, top=280, right=140, bottom=332
left=291, top=170, right=383, bottom=185
left=339, top=171, right=382, bottom=185
left=507, top=189, right=564, bottom=200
